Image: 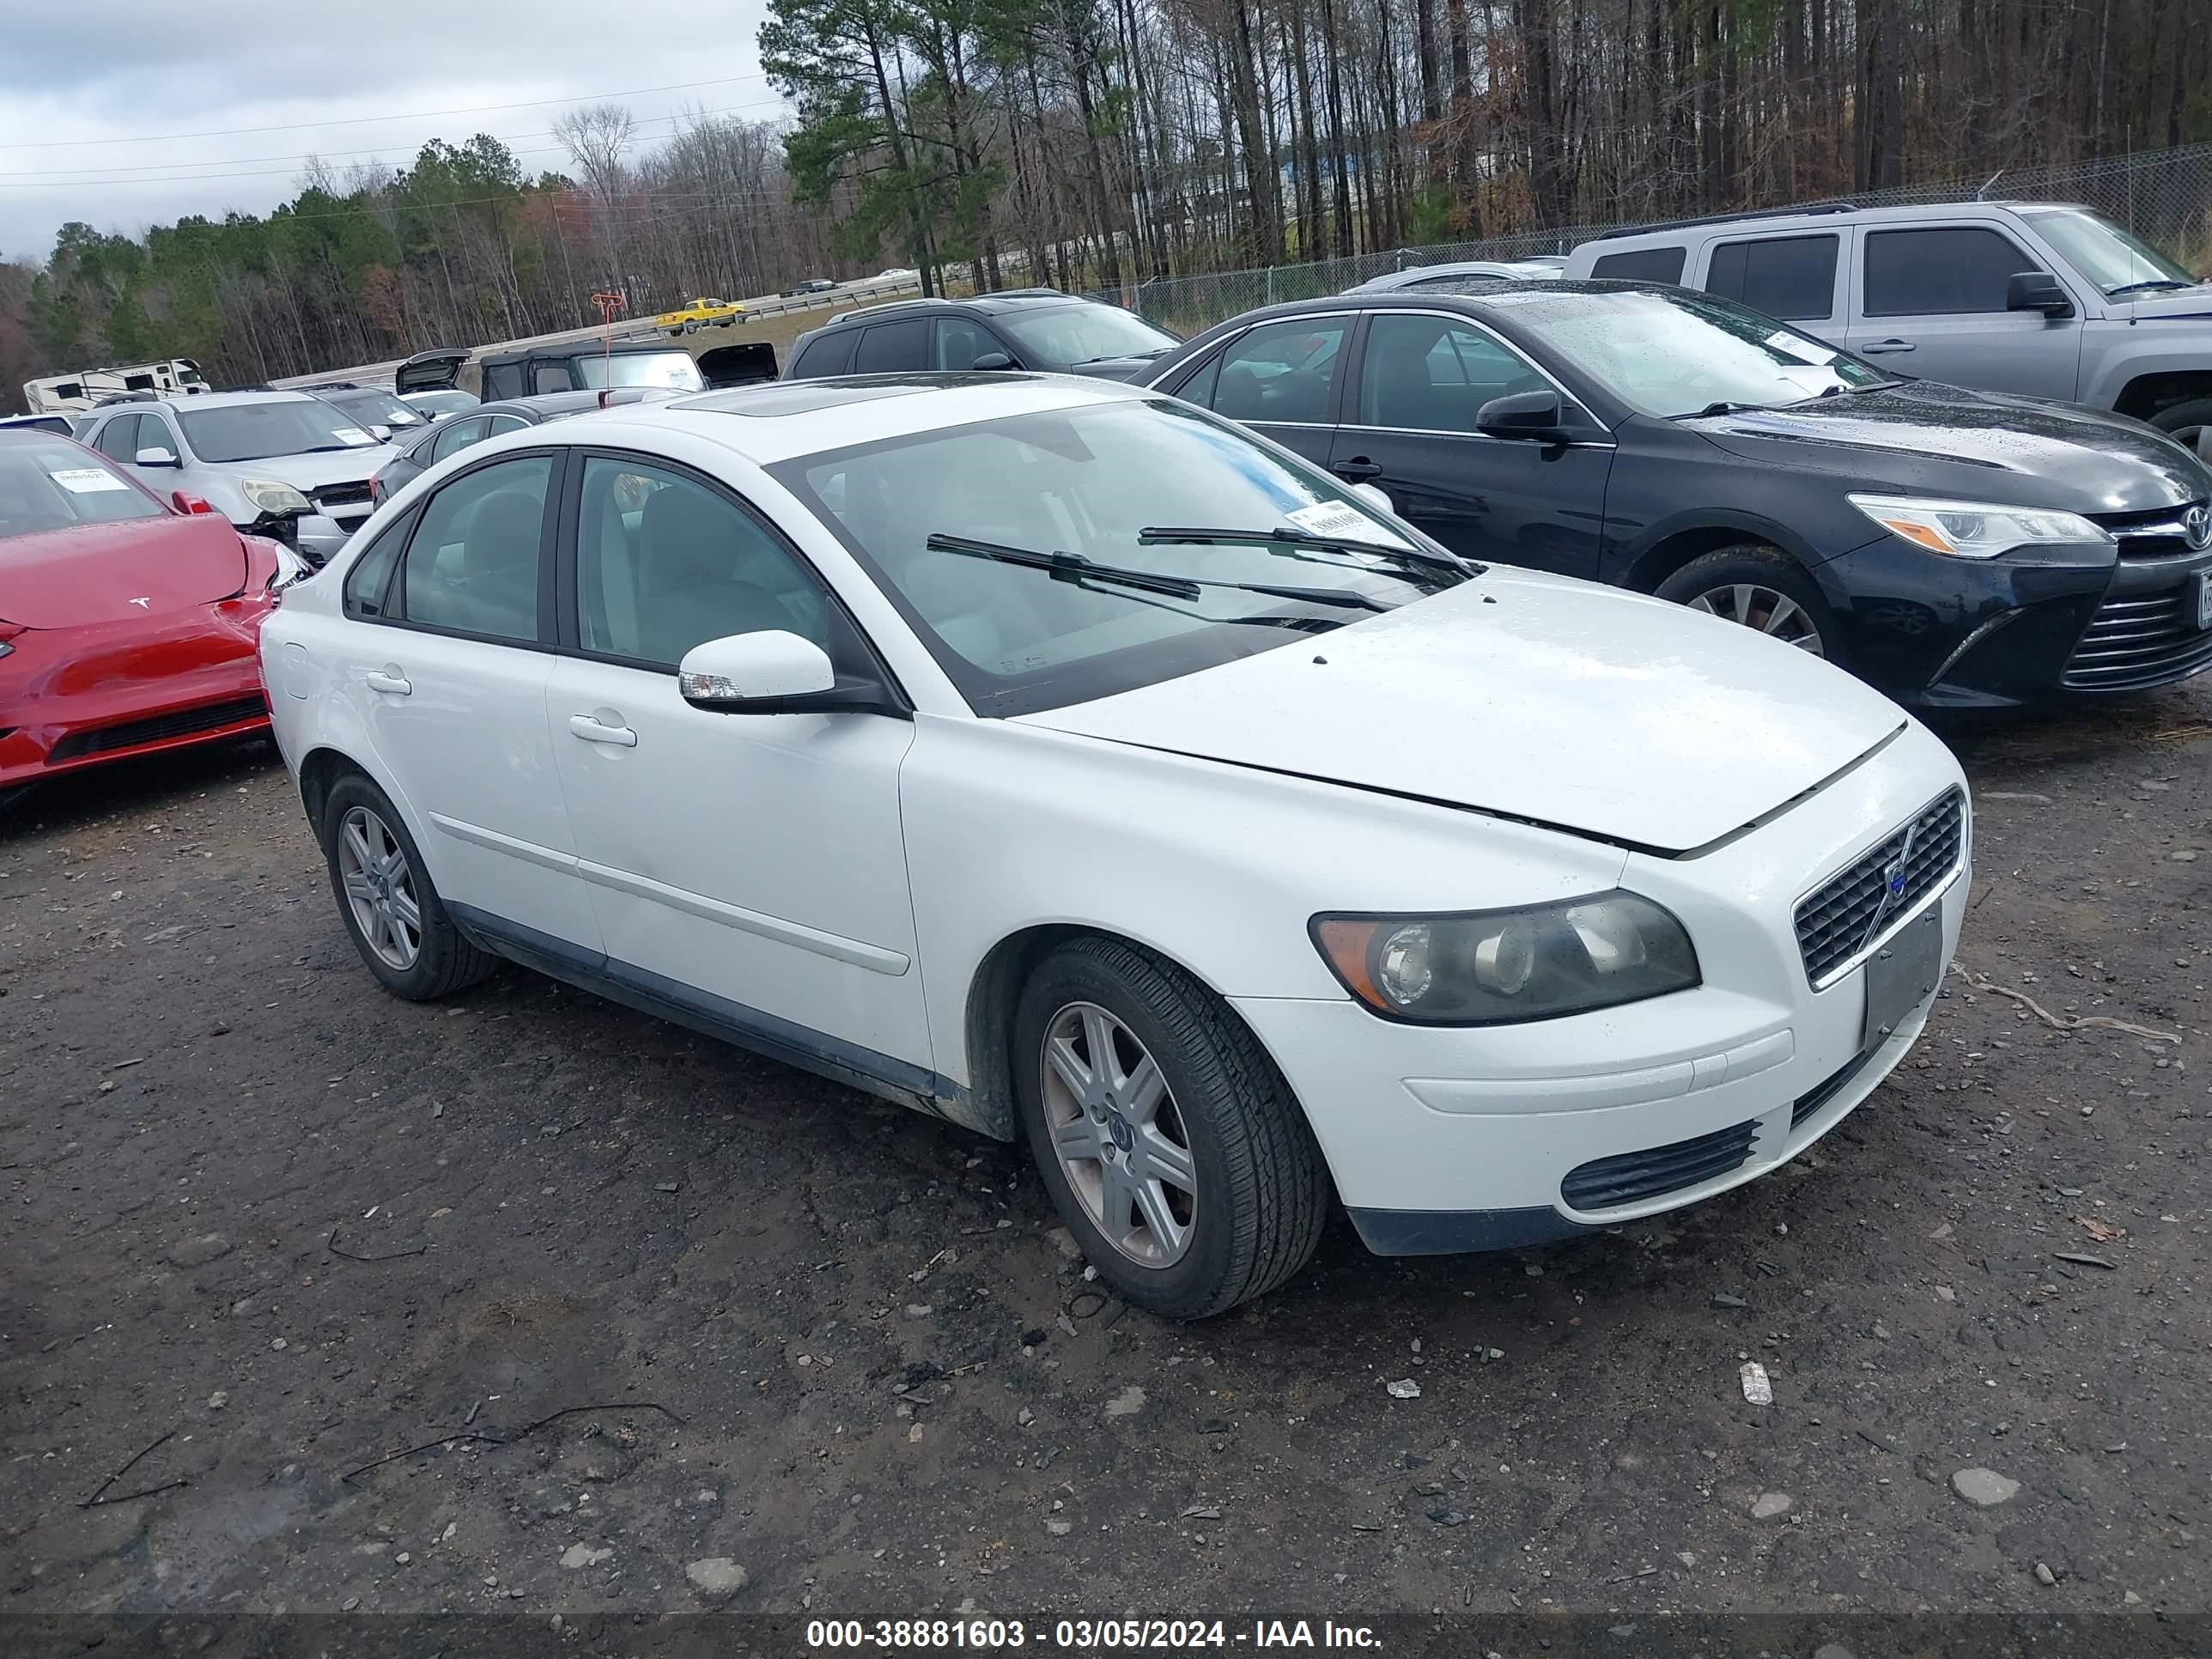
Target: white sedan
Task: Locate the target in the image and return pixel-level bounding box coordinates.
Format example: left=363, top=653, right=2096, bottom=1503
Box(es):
left=260, top=374, right=1970, bottom=1319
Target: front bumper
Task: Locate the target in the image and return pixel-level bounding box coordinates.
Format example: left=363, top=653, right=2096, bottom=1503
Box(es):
left=1231, top=720, right=1970, bottom=1251
left=1815, top=533, right=2212, bottom=706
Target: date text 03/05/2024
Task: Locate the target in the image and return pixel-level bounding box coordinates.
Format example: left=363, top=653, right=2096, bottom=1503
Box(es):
left=804, top=1619, right=1382, bottom=1650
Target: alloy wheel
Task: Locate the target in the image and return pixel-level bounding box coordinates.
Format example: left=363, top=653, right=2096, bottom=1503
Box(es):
left=1686, top=583, right=1826, bottom=654
left=336, top=805, right=422, bottom=970
left=1040, top=1001, right=1198, bottom=1267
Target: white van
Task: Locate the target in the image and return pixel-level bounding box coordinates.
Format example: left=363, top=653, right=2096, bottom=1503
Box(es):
left=23, top=359, right=213, bottom=416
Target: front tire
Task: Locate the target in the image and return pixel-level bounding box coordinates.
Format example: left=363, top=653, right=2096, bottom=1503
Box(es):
left=320, top=774, right=494, bottom=1000
left=2150, top=398, right=2212, bottom=459
left=1655, top=544, right=1839, bottom=661
left=1013, top=937, right=1328, bottom=1319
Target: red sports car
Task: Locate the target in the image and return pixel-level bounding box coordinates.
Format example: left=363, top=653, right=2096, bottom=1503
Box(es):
left=1, top=431, right=290, bottom=807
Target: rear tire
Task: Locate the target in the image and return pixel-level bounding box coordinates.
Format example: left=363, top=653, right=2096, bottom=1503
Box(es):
left=1013, top=936, right=1328, bottom=1319
left=1654, top=544, right=1840, bottom=663
left=320, top=773, right=494, bottom=1000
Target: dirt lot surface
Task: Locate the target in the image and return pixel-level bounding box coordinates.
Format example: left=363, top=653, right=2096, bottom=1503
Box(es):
left=3, top=686, right=2209, bottom=1638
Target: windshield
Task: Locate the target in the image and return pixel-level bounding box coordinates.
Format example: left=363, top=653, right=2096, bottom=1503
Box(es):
left=403, top=389, right=478, bottom=416
left=995, top=305, right=1179, bottom=368
left=0, top=437, right=165, bottom=537
left=323, top=388, right=422, bottom=428
left=1493, top=287, right=1890, bottom=416
left=772, top=398, right=1463, bottom=716
left=2022, top=209, right=2197, bottom=294
left=179, top=398, right=383, bottom=463
left=576, top=351, right=704, bottom=391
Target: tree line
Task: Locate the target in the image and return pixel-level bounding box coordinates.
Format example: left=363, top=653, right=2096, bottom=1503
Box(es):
left=4, top=0, right=2209, bottom=405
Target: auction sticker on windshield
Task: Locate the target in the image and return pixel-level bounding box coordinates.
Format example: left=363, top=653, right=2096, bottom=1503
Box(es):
left=1285, top=501, right=1408, bottom=546
left=331, top=428, right=375, bottom=446
left=45, top=467, right=131, bottom=494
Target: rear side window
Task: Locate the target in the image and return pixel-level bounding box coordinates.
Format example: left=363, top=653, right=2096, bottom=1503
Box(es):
left=398, top=455, right=553, bottom=643
left=93, top=415, right=142, bottom=461
left=428, top=416, right=490, bottom=463
left=1863, top=228, right=2041, bottom=316
left=343, top=513, right=413, bottom=618
left=532, top=362, right=573, bottom=395
left=1704, top=234, right=1839, bottom=320
left=1591, top=245, right=1687, bottom=283
left=482, top=362, right=526, bottom=400
left=791, top=329, right=857, bottom=378
left=854, top=319, right=928, bottom=373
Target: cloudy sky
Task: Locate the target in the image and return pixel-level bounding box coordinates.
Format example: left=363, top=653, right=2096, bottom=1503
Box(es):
left=0, top=0, right=784, bottom=261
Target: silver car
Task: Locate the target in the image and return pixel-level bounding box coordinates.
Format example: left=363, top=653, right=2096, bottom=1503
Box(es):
left=73, top=391, right=396, bottom=565
left=1345, top=258, right=1565, bottom=295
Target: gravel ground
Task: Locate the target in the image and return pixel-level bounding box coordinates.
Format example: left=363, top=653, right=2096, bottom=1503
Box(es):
left=3, top=685, right=2209, bottom=1633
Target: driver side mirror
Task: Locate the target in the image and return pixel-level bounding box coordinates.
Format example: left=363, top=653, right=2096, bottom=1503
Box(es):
left=135, top=446, right=179, bottom=467
left=1474, top=389, right=1568, bottom=441
left=970, top=351, right=1014, bottom=371
left=2006, top=270, right=2075, bottom=319
left=1351, top=481, right=1396, bottom=515
left=678, top=630, right=900, bottom=717
left=370, top=424, right=392, bottom=441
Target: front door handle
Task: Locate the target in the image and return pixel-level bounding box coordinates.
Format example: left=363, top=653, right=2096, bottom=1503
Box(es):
left=568, top=714, right=638, bottom=747
left=1859, top=338, right=1917, bottom=355
left=365, top=667, right=411, bottom=696
left=1334, top=456, right=1384, bottom=481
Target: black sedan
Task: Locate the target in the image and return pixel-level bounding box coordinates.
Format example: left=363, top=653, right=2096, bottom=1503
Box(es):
left=368, top=387, right=678, bottom=505
left=1136, top=283, right=2212, bottom=706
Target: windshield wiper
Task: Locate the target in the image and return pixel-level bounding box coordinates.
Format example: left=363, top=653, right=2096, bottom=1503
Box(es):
left=922, top=533, right=1390, bottom=611
left=1671, top=399, right=1755, bottom=419
left=1139, top=524, right=1468, bottom=576
left=2107, top=278, right=2196, bottom=296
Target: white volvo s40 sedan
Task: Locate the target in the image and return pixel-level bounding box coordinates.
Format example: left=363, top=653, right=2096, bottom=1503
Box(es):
left=261, top=374, right=1970, bottom=1319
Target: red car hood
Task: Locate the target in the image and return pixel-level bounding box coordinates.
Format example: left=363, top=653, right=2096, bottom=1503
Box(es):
left=0, top=514, right=248, bottom=629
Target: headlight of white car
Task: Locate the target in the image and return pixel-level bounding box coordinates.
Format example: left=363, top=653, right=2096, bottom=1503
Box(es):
left=1313, top=892, right=1699, bottom=1024
left=1847, top=494, right=2112, bottom=558
left=240, top=478, right=313, bottom=515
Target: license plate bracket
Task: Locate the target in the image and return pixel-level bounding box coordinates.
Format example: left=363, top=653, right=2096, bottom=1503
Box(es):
left=2196, top=568, right=2212, bottom=632
left=1863, top=905, right=1943, bottom=1049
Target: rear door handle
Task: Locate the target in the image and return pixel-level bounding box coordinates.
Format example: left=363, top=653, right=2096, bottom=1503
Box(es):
left=1334, top=457, right=1384, bottom=481
left=365, top=668, right=411, bottom=696
left=1859, top=339, right=1917, bottom=355
left=568, top=714, right=638, bottom=747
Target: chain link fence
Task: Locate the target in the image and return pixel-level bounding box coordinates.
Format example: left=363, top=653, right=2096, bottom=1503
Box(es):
left=1083, top=140, right=2212, bottom=336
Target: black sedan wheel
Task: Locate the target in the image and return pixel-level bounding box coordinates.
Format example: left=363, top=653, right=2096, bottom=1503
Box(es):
left=1656, top=545, right=1838, bottom=661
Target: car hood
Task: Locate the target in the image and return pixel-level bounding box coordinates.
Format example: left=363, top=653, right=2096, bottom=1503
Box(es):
left=1014, top=569, right=1906, bottom=854
left=0, top=513, right=247, bottom=629
left=2109, top=284, right=2212, bottom=320
left=1066, top=354, right=1167, bottom=383
left=1684, top=380, right=2207, bottom=512
left=222, top=446, right=397, bottom=490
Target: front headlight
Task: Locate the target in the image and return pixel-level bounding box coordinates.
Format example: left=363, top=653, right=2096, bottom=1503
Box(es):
left=1312, top=892, right=1699, bottom=1024
left=240, top=478, right=313, bottom=515
left=1847, top=494, right=2112, bottom=558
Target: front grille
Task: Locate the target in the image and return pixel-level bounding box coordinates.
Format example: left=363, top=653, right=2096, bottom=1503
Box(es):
left=1562, top=1118, right=1759, bottom=1211
left=48, top=696, right=267, bottom=763
left=2061, top=587, right=2212, bottom=690
left=2091, top=500, right=2209, bottom=562
left=1791, top=1048, right=1878, bottom=1129
left=1795, top=789, right=1965, bottom=986
left=313, top=481, right=374, bottom=510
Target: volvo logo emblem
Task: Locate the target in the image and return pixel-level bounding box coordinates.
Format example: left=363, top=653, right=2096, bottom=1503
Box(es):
left=1861, top=821, right=1922, bottom=953
left=2185, top=504, right=2211, bottom=551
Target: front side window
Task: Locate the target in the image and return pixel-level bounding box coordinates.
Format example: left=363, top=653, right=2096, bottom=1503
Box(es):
left=773, top=398, right=1464, bottom=717
left=931, top=316, right=994, bottom=370
left=1863, top=227, right=2043, bottom=316
left=179, top=398, right=381, bottom=464
left=398, top=454, right=552, bottom=642
left=1591, top=245, right=1687, bottom=283
left=1202, top=318, right=1349, bottom=424
left=483, top=362, right=527, bottom=400
left=1704, top=234, right=1839, bottom=320
left=532, top=364, right=572, bottom=396
left=992, top=304, right=1177, bottom=370
left=575, top=456, right=830, bottom=667
left=1486, top=287, right=1889, bottom=417
left=0, top=437, right=166, bottom=536
left=1357, top=314, right=1552, bottom=433
left=574, top=351, right=704, bottom=392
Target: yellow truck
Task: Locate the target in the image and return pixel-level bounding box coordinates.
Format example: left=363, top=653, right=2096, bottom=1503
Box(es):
left=655, top=297, right=745, bottom=334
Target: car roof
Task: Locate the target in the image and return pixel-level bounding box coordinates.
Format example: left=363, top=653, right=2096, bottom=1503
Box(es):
left=1586, top=198, right=2090, bottom=245
left=1348, top=259, right=1561, bottom=291
left=88, top=388, right=323, bottom=414
left=477, top=338, right=691, bottom=366
left=472, top=388, right=681, bottom=420
left=538, top=372, right=1152, bottom=465
left=811, top=291, right=1084, bottom=331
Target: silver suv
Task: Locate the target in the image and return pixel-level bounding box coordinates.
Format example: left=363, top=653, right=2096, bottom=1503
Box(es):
left=1562, top=201, right=2212, bottom=446
left=72, top=390, right=397, bottom=565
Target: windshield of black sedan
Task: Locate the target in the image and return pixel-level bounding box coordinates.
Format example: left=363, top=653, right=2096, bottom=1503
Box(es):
left=179, top=398, right=382, bottom=463
left=775, top=399, right=1461, bottom=715
left=1492, top=288, right=1890, bottom=416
